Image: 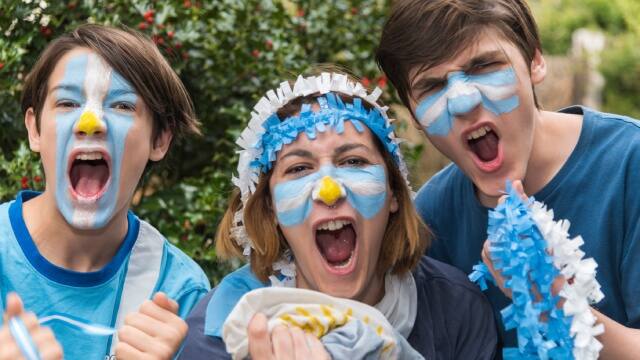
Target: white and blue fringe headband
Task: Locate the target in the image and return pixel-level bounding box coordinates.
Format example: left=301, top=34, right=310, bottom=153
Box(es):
left=231, top=72, right=411, bottom=260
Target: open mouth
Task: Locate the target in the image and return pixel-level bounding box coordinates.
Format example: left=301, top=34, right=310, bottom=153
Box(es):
left=315, top=219, right=357, bottom=274
left=466, top=125, right=503, bottom=172
left=68, top=151, right=111, bottom=200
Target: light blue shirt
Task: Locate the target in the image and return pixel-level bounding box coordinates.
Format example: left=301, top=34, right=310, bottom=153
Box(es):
left=0, top=191, right=210, bottom=360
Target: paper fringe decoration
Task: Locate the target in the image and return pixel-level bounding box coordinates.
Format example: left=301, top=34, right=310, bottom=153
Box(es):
left=469, top=183, right=604, bottom=360
left=231, top=72, right=412, bottom=270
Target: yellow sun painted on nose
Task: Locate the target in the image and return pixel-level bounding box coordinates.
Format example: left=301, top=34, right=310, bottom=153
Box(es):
left=76, top=111, right=102, bottom=136
left=316, top=176, right=344, bottom=206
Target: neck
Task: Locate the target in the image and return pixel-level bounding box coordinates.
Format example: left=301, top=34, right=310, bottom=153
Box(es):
left=522, top=109, right=583, bottom=196
left=22, top=190, right=129, bottom=272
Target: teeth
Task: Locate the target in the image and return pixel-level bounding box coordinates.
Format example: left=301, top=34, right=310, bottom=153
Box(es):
left=467, top=126, right=492, bottom=140
left=75, top=152, right=103, bottom=161
left=317, top=220, right=351, bottom=231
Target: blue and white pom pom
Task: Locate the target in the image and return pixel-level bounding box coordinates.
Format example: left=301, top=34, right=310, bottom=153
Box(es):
left=469, top=182, right=604, bottom=360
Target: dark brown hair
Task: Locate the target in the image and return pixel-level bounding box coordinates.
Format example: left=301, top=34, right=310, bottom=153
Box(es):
left=216, top=92, right=429, bottom=282
left=21, top=23, right=200, bottom=147
left=376, top=0, right=541, bottom=109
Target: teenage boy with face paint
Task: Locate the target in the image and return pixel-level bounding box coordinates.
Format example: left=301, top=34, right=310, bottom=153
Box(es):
left=376, top=0, right=640, bottom=358
left=0, top=25, right=210, bottom=359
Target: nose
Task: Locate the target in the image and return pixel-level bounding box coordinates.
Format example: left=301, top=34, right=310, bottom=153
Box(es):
left=447, top=83, right=482, bottom=117
left=75, top=110, right=107, bottom=137
left=312, top=176, right=345, bottom=206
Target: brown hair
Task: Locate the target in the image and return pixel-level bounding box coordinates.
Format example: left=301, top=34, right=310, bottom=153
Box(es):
left=216, top=94, right=429, bottom=282
left=21, top=23, right=200, bottom=147
left=375, top=0, right=541, bottom=109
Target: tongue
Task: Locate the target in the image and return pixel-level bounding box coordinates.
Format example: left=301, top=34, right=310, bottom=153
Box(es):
left=316, top=225, right=356, bottom=264
left=71, top=162, right=109, bottom=197
left=469, top=131, right=499, bottom=162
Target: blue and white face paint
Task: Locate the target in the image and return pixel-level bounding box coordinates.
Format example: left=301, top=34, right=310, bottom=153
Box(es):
left=414, top=67, right=520, bottom=136
left=54, top=53, right=136, bottom=229
left=273, top=165, right=388, bottom=227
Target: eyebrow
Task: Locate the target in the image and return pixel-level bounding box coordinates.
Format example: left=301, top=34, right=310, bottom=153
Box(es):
left=279, top=149, right=314, bottom=161
left=333, top=143, right=369, bottom=156
left=50, top=84, right=82, bottom=95
left=411, top=50, right=508, bottom=89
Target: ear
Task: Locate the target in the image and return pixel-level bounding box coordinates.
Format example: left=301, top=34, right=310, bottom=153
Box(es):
left=24, top=108, right=41, bottom=152
left=149, top=130, right=173, bottom=161
left=389, top=191, right=399, bottom=213
left=530, top=49, right=547, bottom=85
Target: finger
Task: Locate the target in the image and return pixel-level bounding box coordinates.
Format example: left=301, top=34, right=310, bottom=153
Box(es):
left=115, top=341, right=151, bottom=360
left=37, top=336, right=63, bottom=360
left=306, top=333, right=330, bottom=360
left=4, top=293, right=24, bottom=320
left=512, top=180, right=527, bottom=201
left=123, top=312, right=169, bottom=339
left=152, top=293, right=179, bottom=314
left=497, top=195, right=507, bottom=205
left=138, top=299, right=179, bottom=324
left=290, top=326, right=311, bottom=359
left=248, top=313, right=273, bottom=360
left=481, top=240, right=512, bottom=298
left=0, top=334, right=23, bottom=360
left=271, top=325, right=294, bottom=360
left=118, top=324, right=160, bottom=353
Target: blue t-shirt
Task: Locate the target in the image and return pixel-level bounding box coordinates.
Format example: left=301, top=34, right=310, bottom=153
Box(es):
left=179, top=256, right=498, bottom=359
left=415, top=106, right=640, bottom=348
left=0, top=191, right=211, bottom=360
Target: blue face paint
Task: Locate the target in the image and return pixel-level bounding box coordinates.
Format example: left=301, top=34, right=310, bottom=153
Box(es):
left=414, top=67, right=520, bottom=136
left=54, top=53, right=136, bottom=229
left=273, top=165, right=388, bottom=227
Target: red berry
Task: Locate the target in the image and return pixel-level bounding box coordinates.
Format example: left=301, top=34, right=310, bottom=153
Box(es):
left=144, top=9, right=154, bottom=18
left=67, top=2, right=77, bottom=10
left=265, top=39, right=273, bottom=50
left=0, top=63, right=4, bottom=71
left=296, top=8, right=305, bottom=17
left=361, top=77, right=371, bottom=88
left=175, top=42, right=183, bottom=49
left=251, top=49, right=260, bottom=58
left=34, top=176, right=42, bottom=183
left=183, top=0, right=192, bottom=8
left=167, top=31, right=174, bottom=39
left=152, top=35, right=164, bottom=45
left=138, top=22, right=148, bottom=30
left=351, top=7, right=358, bottom=15
left=39, top=26, right=52, bottom=37
left=181, top=51, right=189, bottom=60
left=146, top=16, right=154, bottom=24
left=377, top=76, right=387, bottom=88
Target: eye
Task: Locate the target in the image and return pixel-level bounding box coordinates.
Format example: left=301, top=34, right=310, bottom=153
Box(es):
left=340, top=157, right=369, bottom=167
left=416, top=81, right=445, bottom=99
left=470, top=61, right=502, bottom=74
left=56, top=100, right=80, bottom=110
left=285, top=164, right=312, bottom=175
left=112, top=102, right=136, bottom=112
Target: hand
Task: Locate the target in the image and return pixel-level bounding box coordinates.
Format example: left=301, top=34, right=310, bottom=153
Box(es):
left=248, top=313, right=330, bottom=360
left=0, top=293, right=63, bottom=360
left=480, top=180, right=564, bottom=300
left=115, top=292, right=187, bottom=360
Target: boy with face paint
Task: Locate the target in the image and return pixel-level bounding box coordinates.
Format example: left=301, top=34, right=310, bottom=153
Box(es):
left=0, top=25, right=210, bottom=359
left=376, top=0, right=640, bottom=358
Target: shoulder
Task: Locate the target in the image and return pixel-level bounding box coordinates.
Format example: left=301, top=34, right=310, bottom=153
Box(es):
left=413, top=255, right=487, bottom=301
left=414, top=164, right=466, bottom=218
left=573, top=106, right=640, bottom=138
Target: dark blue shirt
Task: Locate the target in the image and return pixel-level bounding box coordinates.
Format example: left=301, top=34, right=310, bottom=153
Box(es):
left=415, top=106, right=640, bottom=348
left=179, top=256, right=497, bottom=359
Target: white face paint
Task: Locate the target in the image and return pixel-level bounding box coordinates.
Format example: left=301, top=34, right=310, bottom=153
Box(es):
left=53, top=53, right=137, bottom=229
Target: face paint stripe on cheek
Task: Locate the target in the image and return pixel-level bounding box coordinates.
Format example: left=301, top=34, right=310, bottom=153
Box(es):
left=273, top=165, right=388, bottom=227
left=415, top=67, right=520, bottom=137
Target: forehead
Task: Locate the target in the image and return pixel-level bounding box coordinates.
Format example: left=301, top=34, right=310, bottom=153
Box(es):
left=47, top=47, right=133, bottom=94
left=276, top=120, right=379, bottom=158
left=409, top=29, right=522, bottom=81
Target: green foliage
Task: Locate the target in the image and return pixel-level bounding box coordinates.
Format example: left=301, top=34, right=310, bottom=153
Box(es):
left=600, top=33, right=640, bottom=119
left=0, top=142, right=45, bottom=200
left=0, top=0, right=391, bottom=284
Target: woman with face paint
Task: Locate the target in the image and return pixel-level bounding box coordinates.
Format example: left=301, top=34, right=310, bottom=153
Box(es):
left=179, top=73, right=498, bottom=359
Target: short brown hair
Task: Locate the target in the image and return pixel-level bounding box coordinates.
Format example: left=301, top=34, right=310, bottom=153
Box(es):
left=216, top=94, right=429, bottom=282
left=376, top=0, right=541, bottom=109
left=21, top=23, right=200, bottom=147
